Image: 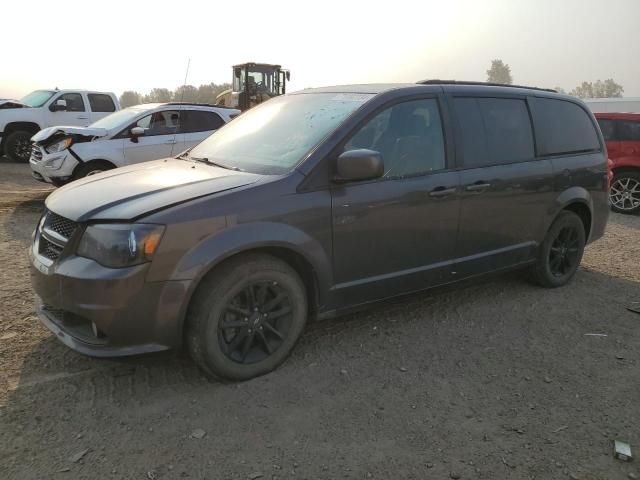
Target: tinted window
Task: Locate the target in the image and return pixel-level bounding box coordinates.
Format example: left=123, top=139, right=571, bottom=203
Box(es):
left=529, top=98, right=600, bottom=155
left=616, top=120, right=640, bottom=141
left=344, top=98, right=446, bottom=177
left=88, top=94, right=116, bottom=112
left=454, top=97, right=534, bottom=167
left=132, top=110, right=180, bottom=136
left=54, top=93, right=85, bottom=112
left=597, top=119, right=615, bottom=141
left=182, top=110, right=225, bottom=133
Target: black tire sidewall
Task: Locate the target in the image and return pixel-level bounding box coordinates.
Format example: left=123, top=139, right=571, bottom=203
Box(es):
left=5, top=131, right=33, bottom=162
left=75, top=161, right=114, bottom=179
left=194, top=257, right=307, bottom=380
left=536, top=212, right=586, bottom=288
left=610, top=171, right=640, bottom=214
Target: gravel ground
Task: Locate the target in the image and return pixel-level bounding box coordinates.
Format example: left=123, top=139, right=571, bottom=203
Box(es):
left=1, top=160, right=639, bottom=480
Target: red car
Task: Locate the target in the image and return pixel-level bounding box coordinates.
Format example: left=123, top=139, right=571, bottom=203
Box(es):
left=595, top=112, right=640, bottom=213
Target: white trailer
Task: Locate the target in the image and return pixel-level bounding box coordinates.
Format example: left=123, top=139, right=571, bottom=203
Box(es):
left=583, top=97, right=640, bottom=114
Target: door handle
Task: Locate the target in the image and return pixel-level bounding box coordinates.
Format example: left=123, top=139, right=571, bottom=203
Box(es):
left=77, top=116, right=89, bottom=120
left=429, top=186, right=457, bottom=198
left=165, top=140, right=177, bottom=144
left=465, top=182, right=491, bottom=192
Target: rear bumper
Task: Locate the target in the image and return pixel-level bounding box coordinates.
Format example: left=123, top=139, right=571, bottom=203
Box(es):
left=29, top=248, right=191, bottom=357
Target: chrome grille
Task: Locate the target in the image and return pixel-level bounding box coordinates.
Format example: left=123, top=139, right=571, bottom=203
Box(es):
left=39, top=236, right=64, bottom=260
left=44, top=211, right=77, bottom=239
left=36, top=210, right=78, bottom=262
left=31, top=146, right=43, bottom=162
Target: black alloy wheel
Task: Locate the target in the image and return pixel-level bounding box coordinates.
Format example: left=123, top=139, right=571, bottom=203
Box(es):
left=548, top=226, right=581, bottom=277
left=218, top=281, right=293, bottom=364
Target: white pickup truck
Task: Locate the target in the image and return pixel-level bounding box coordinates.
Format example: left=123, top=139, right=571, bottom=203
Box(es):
left=0, top=89, right=120, bottom=162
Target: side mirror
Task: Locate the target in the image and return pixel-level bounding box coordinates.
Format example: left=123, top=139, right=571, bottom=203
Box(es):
left=335, top=149, right=384, bottom=182
left=286, top=71, right=290, bottom=81
left=129, top=126, right=146, bottom=143
left=52, top=99, right=67, bottom=112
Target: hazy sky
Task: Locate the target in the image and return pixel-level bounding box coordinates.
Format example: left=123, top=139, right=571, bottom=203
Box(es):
left=2, top=0, right=639, bottom=99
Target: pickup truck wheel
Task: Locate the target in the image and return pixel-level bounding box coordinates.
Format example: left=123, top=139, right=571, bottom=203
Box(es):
left=610, top=171, right=640, bottom=214
left=186, top=254, right=308, bottom=381
left=73, top=161, right=115, bottom=180
left=529, top=211, right=585, bottom=288
left=4, top=131, right=33, bottom=163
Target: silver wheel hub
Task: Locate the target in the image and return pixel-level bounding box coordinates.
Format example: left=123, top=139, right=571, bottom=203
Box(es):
left=610, top=177, right=640, bottom=211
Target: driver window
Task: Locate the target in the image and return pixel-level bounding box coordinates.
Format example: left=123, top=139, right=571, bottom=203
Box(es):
left=344, top=99, right=446, bottom=178
left=53, top=93, right=85, bottom=112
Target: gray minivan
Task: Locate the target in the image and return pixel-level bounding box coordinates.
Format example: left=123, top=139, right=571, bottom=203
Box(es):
left=30, top=81, right=609, bottom=380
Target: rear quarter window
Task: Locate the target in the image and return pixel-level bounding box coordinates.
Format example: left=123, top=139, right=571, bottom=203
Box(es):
left=529, top=97, right=600, bottom=156
left=616, top=120, right=640, bottom=141
left=88, top=94, right=116, bottom=112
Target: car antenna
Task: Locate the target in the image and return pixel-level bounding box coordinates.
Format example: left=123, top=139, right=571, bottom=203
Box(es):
left=180, top=57, right=191, bottom=102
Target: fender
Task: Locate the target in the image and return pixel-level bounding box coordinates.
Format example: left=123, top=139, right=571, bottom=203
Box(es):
left=544, top=186, right=593, bottom=235
left=160, top=221, right=333, bottom=332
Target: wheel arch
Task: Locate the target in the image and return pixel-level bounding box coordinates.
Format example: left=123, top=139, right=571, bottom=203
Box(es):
left=167, top=223, right=333, bottom=344
left=4, top=121, right=41, bottom=135
left=550, top=187, right=593, bottom=241
left=2, top=122, right=41, bottom=150
left=72, top=158, right=117, bottom=177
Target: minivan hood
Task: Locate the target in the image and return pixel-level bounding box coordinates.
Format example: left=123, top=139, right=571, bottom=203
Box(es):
left=45, top=159, right=262, bottom=222
left=32, top=126, right=108, bottom=143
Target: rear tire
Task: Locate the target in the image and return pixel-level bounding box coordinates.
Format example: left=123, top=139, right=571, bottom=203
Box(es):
left=610, top=170, right=640, bottom=214
left=186, top=254, right=308, bottom=381
left=529, top=211, right=586, bottom=288
left=73, top=160, right=115, bottom=180
left=4, top=130, right=34, bottom=163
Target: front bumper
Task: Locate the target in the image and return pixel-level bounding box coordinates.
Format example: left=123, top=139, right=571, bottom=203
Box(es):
left=29, top=246, right=191, bottom=357
left=29, top=146, right=75, bottom=184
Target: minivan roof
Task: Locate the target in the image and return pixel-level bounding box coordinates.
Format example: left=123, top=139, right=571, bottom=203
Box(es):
left=293, top=82, right=565, bottom=97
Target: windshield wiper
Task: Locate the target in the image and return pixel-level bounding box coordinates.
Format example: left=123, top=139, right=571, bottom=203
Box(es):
left=176, top=147, right=194, bottom=159
left=189, top=156, right=243, bottom=172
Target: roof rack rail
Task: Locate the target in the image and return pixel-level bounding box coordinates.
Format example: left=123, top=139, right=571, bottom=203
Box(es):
left=165, top=102, right=237, bottom=109
left=416, top=79, right=557, bottom=93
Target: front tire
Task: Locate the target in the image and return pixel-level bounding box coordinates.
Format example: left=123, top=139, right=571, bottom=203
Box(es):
left=4, top=130, right=34, bottom=162
left=73, top=160, right=115, bottom=180
left=186, top=254, right=308, bottom=381
left=610, top=171, right=640, bottom=214
left=530, top=211, right=586, bottom=288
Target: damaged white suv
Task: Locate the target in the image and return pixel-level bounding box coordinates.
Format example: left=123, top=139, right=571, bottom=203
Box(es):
left=30, top=102, right=240, bottom=185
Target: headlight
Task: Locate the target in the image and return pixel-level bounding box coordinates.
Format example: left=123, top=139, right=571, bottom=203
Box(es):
left=77, top=223, right=165, bottom=268
left=46, top=137, right=72, bottom=153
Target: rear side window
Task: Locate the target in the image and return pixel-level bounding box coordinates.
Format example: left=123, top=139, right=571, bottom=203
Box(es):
left=597, top=119, right=615, bottom=141
left=529, top=98, right=600, bottom=155
left=181, top=110, right=225, bottom=133
left=88, top=94, right=116, bottom=112
left=454, top=97, right=534, bottom=167
left=616, top=120, right=640, bottom=141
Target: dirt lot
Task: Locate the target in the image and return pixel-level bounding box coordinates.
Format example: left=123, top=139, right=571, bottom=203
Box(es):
left=0, top=160, right=639, bottom=480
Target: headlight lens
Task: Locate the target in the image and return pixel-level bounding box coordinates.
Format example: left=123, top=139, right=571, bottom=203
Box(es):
left=77, top=223, right=165, bottom=268
left=46, top=137, right=72, bottom=153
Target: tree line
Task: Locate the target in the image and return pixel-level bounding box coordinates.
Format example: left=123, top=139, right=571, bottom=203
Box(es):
left=119, top=83, right=231, bottom=108
left=486, top=59, right=623, bottom=98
